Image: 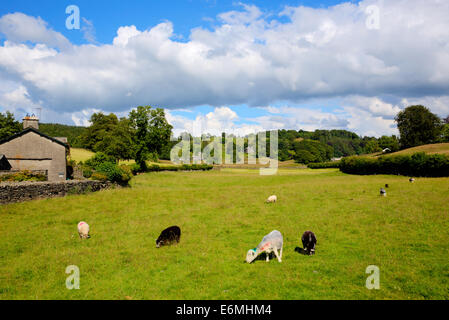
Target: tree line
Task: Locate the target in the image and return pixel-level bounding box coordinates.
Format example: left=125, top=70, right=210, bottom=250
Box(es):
left=0, top=104, right=448, bottom=166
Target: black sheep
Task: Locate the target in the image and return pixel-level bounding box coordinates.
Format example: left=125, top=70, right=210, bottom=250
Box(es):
left=156, top=226, right=181, bottom=248
left=301, top=231, right=317, bottom=255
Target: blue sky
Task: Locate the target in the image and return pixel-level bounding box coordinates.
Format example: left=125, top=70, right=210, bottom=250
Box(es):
left=1, top=1, right=359, bottom=45
left=0, top=0, right=448, bottom=137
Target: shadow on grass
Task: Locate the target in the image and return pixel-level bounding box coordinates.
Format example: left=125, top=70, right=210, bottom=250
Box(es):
left=295, top=247, right=311, bottom=255
left=244, top=252, right=277, bottom=263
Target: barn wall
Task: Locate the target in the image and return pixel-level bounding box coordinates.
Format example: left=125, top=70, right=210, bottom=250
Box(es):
left=0, top=131, right=67, bottom=181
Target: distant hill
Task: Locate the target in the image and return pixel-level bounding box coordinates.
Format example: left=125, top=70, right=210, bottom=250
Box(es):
left=39, top=123, right=86, bottom=148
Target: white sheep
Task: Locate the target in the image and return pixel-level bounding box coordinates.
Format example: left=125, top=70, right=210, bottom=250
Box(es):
left=266, top=195, right=277, bottom=203
left=380, top=188, right=387, bottom=197
left=409, top=178, right=415, bottom=183
left=246, top=230, right=283, bottom=263
left=77, top=221, right=90, bottom=239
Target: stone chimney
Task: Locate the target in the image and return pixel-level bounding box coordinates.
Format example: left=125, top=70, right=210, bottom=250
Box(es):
left=23, top=114, right=39, bottom=130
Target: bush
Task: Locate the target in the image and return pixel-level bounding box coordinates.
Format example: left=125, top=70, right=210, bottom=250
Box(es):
left=95, top=162, right=132, bottom=185
left=339, top=152, right=449, bottom=177
left=130, top=163, right=141, bottom=175
left=0, top=170, right=47, bottom=182
left=308, top=161, right=341, bottom=169
left=85, top=152, right=115, bottom=169
left=90, top=172, right=108, bottom=182
left=82, top=167, right=93, bottom=178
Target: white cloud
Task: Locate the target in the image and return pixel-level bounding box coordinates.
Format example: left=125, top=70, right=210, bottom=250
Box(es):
left=81, top=18, right=97, bottom=44
left=0, top=1, right=449, bottom=137
left=0, top=12, right=71, bottom=50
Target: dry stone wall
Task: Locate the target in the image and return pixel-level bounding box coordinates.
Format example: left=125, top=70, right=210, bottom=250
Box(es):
left=0, top=180, right=111, bottom=204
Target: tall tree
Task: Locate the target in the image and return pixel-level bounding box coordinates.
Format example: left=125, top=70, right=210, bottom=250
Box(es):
left=148, top=108, right=173, bottom=155
left=0, top=111, right=21, bottom=141
left=94, top=117, right=135, bottom=163
left=81, top=113, right=119, bottom=150
left=395, top=105, right=443, bottom=149
left=128, top=106, right=173, bottom=170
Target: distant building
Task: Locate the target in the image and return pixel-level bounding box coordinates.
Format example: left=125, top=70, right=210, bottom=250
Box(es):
left=0, top=115, right=69, bottom=181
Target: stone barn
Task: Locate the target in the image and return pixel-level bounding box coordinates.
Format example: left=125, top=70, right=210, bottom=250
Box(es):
left=0, top=115, right=69, bottom=181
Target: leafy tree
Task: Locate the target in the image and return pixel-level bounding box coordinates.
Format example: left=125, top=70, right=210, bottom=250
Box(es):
left=294, top=149, right=316, bottom=164
left=80, top=113, right=119, bottom=150
left=364, top=139, right=382, bottom=154
left=0, top=111, right=21, bottom=140
left=440, top=124, right=449, bottom=143
left=395, top=105, right=443, bottom=149
left=293, top=139, right=333, bottom=164
left=148, top=108, right=173, bottom=156
left=128, top=106, right=173, bottom=170
left=94, top=118, right=135, bottom=163
left=444, top=115, right=449, bottom=124
left=378, top=135, right=400, bottom=152
left=39, top=123, right=86, bottom=147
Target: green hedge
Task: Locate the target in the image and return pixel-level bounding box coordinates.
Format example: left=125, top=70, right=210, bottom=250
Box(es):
left=146, top=164, right=213, bottom=172
left=308, top=161, right=341, bottom=169
left=340, top=152, right=449, bottom=177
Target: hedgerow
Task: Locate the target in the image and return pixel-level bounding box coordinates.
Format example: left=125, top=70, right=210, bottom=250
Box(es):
left=308, top=161, right=341, bottom=169
left=339, top=152, right=449, bottom=177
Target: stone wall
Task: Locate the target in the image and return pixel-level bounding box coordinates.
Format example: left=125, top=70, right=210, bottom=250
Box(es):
left=0, top=180, right=111, bottom=204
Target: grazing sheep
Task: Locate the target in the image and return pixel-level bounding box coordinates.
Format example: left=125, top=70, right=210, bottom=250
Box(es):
left=156, top=226, right=181, bottom=248
left=409, top=178, right=415, bottom=183
left=385, top=184, right=389, bottom=188
left=266, top=195, right=277, bottom=203
left=380, top=188, right=387, bottom=197
left=77, top=221, right=90, bottom=239
left=246, top=230, right=283, bottom=263
left=301, top=231, right=317, bottom=255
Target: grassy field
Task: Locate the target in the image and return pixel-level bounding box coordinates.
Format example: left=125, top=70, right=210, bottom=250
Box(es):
left=68, top=148, right=173, bottom=166
left=1, top=169, right=448, bottom=300
left=68, top=148, right=95, bottom=162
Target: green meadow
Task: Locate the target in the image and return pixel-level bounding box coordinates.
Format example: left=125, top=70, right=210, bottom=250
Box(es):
left=0, top=169, right=448, bottom=300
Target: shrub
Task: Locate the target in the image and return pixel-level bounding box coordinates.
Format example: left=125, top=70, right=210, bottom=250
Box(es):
left=130, top=163, right=141, bottom=175
left=95, top=162, right=132, bottom=185
left=82, top=167, right=93, bottom=178
left=340, top=152, right=449, bottom=177
left=308, top=161, right=341, bottom=169
left=85, top=152, right=115, bottom=169
left=0, top=170, right=47, bottom=182
left=90, top=172, right=108, bottom=182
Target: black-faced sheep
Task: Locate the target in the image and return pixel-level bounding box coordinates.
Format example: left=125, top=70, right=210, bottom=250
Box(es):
left=156, top=226, right=181, bottom=248
left=301, top=231, right=317, bottom=255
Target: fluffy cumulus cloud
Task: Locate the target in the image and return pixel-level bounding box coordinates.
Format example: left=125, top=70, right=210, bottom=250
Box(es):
left=0, top=0, right=449, bottom=137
